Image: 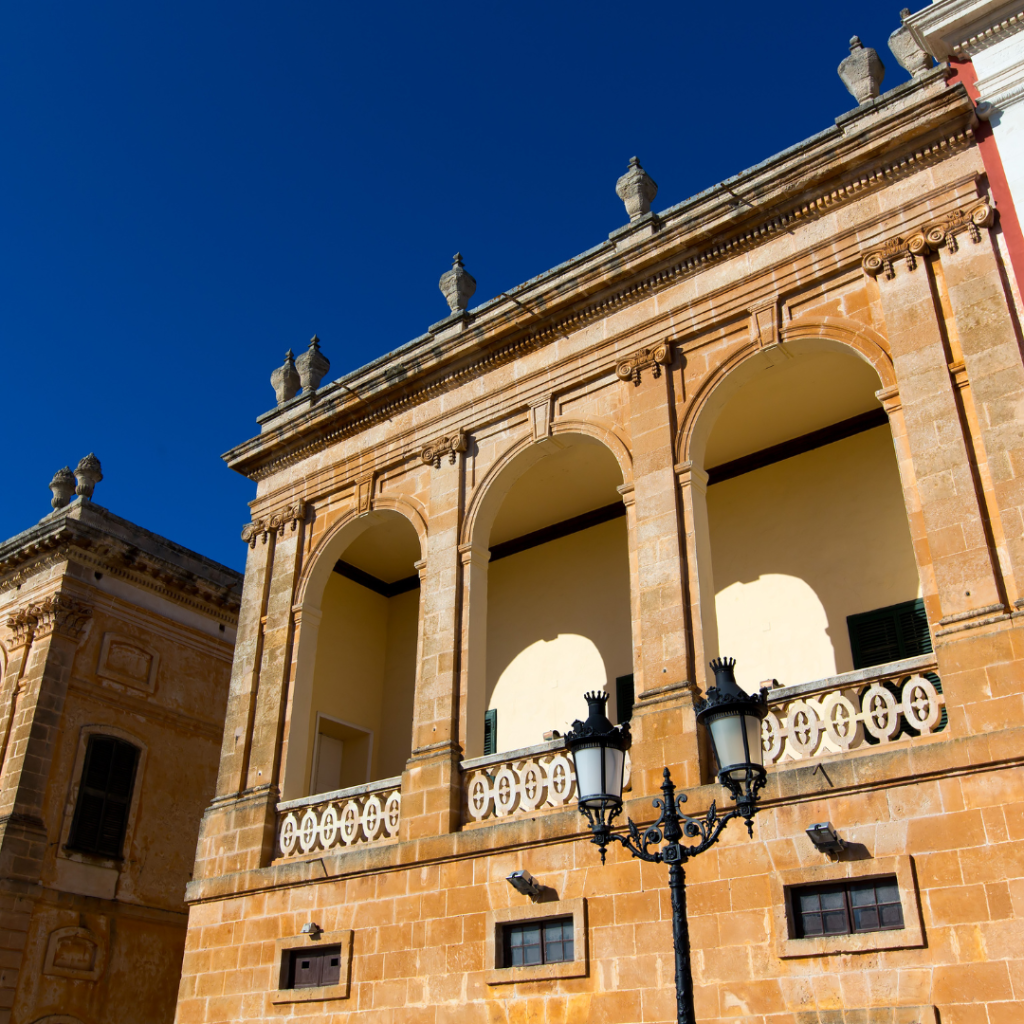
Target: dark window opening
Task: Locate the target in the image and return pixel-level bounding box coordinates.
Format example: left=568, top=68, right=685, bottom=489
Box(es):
left=616, top=674, right=635, bottom=724
left=483, top=708, right=497, bottom=756
left=791, top=877, right=904, bottom=938
left=67, top=735, right=139, bottom=859
left=502, top=917, right=574, bottom=967
left=847, top=598, right=932, bottom=670
left=285, top=945, right=342, bottom=989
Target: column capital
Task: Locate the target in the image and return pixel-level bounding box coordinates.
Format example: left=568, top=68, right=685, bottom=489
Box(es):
left=457, top=543, right=491, bottom=567
left=421, top=428, right=467, bottom=468
left=615, top=340, right=672, bottom=386
left=242, top=499, right=307, bottom=548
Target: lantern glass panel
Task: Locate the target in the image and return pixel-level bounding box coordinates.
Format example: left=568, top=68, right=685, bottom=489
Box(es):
left=707, top=711, right=747, bottom=772
left=573, top=746, right=605, bottom=804
left=745, top=713, right=765, bottom=768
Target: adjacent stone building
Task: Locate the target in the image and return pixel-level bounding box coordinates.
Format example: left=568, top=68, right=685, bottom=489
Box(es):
left=179, top=33, right=1024, bottom=1024
left=0, top=466, right=242, bottom=1024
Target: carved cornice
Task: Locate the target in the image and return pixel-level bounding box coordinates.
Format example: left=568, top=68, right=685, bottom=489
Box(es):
left=231, top=106, right=976, bottom=484
left=241, top=500, right=307, bottom=548
left=8, top=595, right=92, bottom=643
left=421, top=429, right=467, bottom=468
left=862, top=199, right=995, bottom=278
left=952, top=9, right=1024, bottom=56
left=615, top=342, right=672, bottom=386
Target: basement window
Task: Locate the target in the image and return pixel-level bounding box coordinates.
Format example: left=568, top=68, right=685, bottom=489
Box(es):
left=790, top=877, right=904, bottom=938
left=502, top=917, right=574, bottom=966
left=285, top=946, right=342, bottom=989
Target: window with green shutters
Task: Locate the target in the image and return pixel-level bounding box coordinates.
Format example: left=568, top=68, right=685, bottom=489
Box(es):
left=846, top=598, right=932, bottom=670
left=483, top=708, right=497, bottom=756
left=67, top=735, right=139, bottom=859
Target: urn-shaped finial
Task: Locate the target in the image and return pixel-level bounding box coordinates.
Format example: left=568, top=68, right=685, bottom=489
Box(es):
left=271, top=349, right=301, bottom=405
left=888, top=11, right=932, bottom=77
left=295, top=335, right=330, bottom=395
left=74, top=453, right=103, bottom=499
left=438, top=253, right=477, bottom=314
left=838, top=36, right=886, bottom=104
left=615, top=157, right=658, bottom=222
left=49, top=467, right=75, bottom=509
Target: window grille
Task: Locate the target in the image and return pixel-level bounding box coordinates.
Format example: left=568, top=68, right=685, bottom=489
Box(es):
left=67, top=735, right=139, bottom=859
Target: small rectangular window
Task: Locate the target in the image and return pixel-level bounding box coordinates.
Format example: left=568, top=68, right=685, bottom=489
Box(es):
left=847, top=598, right=931, bottom=669
left=791, top=877, right=904, bottom=938
left=67, top=735, right=139, bottom=859
left=502, top=917, right=573, bottom=966
left=483, top=708, right=497, bottom=756
left=286, top=946, right=342, bottom=989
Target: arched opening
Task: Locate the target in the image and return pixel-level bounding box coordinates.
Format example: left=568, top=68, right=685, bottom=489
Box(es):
left=288, top=510, right=422, bottom=798
left=468, top=434, right=633, bottom=756
left=693, top=342, right=922, bottom=692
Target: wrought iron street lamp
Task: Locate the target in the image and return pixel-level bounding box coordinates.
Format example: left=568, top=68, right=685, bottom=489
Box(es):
left=565, top=658, right=769, bottom=1024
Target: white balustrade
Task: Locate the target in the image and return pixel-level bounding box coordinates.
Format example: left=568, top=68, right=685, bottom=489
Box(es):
left=763, top=655, right=945, bottom=765
left=462, top=740, right=630, bottom=823
left=277, top=777, right=401, bottom=857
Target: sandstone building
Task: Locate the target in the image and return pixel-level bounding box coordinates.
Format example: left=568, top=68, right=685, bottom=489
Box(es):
left=180, top=27, right=1024, bottom=1024
left=0, top=464, right=242, bottom=1024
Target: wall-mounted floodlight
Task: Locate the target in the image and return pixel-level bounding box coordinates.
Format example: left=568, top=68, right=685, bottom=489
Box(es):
left=806, top=822, right=845, bottom=854
left=300, top=922, right=323, bottom=938
left=506, top=870, right=542, bottom=898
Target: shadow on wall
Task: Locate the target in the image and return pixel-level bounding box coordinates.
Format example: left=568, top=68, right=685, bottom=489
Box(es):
left=709, top=427, right=921, bottom=690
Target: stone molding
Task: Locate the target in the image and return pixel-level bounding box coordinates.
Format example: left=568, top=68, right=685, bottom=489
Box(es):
left=951, top=8, right=1024, bottom=56
left=615, top=341, right=672, bottom=386
left=232, top=94, right=976, bottom=484
left=420, top=429, right=467, bottom=468
left=7, top=594, right=92, bottom=643
left=861, top=198, right=995, bottom=278
left=241, top=500, right=307, bottom=548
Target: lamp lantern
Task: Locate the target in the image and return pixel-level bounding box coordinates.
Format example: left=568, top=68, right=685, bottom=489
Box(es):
left=694, top=657, right=769, bottom=833
left=564, top=690, right=631, bottom=846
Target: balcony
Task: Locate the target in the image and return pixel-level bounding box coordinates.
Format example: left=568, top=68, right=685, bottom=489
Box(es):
left=763, top=653, right=945, bottom=765
left=277, top=776, right=401, bottom=858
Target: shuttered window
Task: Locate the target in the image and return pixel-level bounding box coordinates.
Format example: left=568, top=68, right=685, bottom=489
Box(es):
left=483, top=709, right=497, bottom=756
left=616, top=674, right=635, bottom=724
left=847, top=598, right=932, bottom=670
left=67, top=735, right=139, bottom=859
left=286, top=946, right=342, bottom=989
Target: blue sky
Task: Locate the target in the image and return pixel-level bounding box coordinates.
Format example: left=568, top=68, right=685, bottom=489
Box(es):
left=1, top=1, right=918, bottom=571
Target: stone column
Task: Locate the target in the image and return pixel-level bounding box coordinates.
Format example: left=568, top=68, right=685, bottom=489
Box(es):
left=675, top=462, right=718, bottom=684
left=939, top=226, right=1024, bottom=606
left=400, top=454, right=463, bottom=840
left=213, top=532, right=273, bottom=798
left=620, top=356, right=702, bottom=795
left=0, top=593, right=91, bottom=880
left=870, top=252, right=1004, bottom=622
left=457, top=543, right=490, bottom=758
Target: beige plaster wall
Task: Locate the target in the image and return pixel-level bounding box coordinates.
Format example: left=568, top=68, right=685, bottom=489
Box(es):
left=305, top=574, right=418, bottom=789
left=708, top=426, right=921, bottom=691
left=485, top=517, right=632, bottom=752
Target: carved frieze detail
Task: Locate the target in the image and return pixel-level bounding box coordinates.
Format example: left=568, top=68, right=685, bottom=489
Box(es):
left=421, top=429, right=468, bottom=468
left=615, top=342, right=672, bottom=386
left=241, top=500, right=307, bottom=548
left=862, top=200, right=996, bottom=278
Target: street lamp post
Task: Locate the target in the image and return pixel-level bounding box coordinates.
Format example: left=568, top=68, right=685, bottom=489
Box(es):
left=565, top=658, right=770, bottom=1024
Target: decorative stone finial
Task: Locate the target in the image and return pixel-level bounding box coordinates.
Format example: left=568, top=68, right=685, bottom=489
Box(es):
left=295, top=335, right=330, bottom=395
left=438, top=254, right=477, bottom=314
left=888, top=11, right=932, bottom=77
left=615, top=157, right=658, bottom=222
left=271, top=349, right=301, bottom=405
left=838, top=36, right=885, bottom=105
left=74, top=453, right=103, bottom=499
left=49, top=467, right=75, bottom=509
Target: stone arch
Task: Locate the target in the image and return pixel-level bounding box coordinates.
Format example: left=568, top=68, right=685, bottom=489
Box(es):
left=676, top=315, right=896, bottom=467
left=297, top=495, right=427, bottom=612
left=462, top=419, right=633, bottom=551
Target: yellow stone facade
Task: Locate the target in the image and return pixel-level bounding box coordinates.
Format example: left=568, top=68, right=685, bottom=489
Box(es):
left=181, top=69, right=1024, bottom=1024
left=0, top=499, right=241, bottom=1024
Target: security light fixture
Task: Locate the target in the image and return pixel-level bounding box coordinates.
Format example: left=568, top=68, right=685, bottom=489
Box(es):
left=300, top=922, right=323, bottom=939
left=806, top=821, right=845, bottom=854
left=566, top=659, right=771, bottom=1024
left=506, top=870, right=543, bottom=899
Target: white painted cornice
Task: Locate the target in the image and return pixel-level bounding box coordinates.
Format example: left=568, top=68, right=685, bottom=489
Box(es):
left=906, top=0, right=1024, bottom=59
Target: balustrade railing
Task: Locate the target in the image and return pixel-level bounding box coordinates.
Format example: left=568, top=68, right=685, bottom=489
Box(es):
left=277, top=776, right=401, bottom=857
left=763, top=654, right=945, bottom=765
left=462, top=738, right=630, bottom=824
